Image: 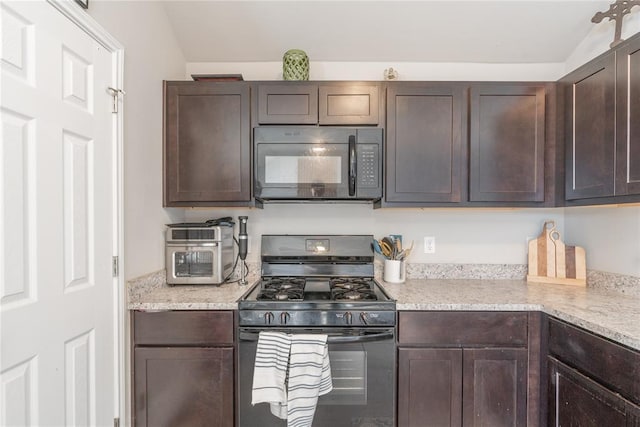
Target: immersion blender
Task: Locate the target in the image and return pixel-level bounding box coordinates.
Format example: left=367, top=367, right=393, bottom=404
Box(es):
left=238, top=216, right=248, bottom=285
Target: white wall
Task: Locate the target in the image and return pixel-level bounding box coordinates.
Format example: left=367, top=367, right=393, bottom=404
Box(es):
left=183, top=206, right=564, bottom=265
left=89, top=0, right=186, bottom=280
left=564, top=205, right=640, bottom=277
left=187, top=61, right=565, bottom=81
left=565, top=10, right=640, bottom=72
left=86, top=1, right=640, bottom=278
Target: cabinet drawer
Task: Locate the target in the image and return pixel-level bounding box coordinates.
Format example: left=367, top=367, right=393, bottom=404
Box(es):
left=134, top=310, right=234, bottom=346
left=548, top=317, right=640, bottom=405
left=398, top=311, right=528, bottom=346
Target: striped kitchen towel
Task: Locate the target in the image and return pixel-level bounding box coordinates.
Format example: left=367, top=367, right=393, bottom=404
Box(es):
left=251, top=331, right=291, bottom=419
left=286, top=334, right=332, bottom=427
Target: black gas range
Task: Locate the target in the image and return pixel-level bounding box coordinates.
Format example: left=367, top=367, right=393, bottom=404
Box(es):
left=237, top=235, right=396, bottom=427
left=238, top=234, right=396, bottom=327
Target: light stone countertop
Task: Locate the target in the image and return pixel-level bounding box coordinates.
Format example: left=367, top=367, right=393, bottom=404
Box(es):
left=129, top=275, right=640, bottom=351
left=383, top=279, right=640, bottom=351
left=128, top=276, right=259, bottom=311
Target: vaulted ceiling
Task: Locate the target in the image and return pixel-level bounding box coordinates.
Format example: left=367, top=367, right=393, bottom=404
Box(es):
left=162, top=1, right=612, bottom=63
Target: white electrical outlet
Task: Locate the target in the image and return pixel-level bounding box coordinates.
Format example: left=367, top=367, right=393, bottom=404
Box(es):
left=424, top=236, right=436, bottom=254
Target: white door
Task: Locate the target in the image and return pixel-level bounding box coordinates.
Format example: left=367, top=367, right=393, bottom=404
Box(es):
left=1, top=1, right=120, bottom=426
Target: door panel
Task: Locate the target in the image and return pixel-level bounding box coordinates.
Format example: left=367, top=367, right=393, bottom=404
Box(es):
left=398, top=348, right=463, bottom=427
left=616, top=37, right=640, bottom=195
left=469, top=84, right=545, bottom=202
left=565, top=53, right=616, bottom=199
left=257, top=83, right=318, bottom=124
left=319, top=84, right=379, bottom=125
left=134, top=347, right=234, bottom=427
left=548, top=358, right=634, bottom=427
left=1, top=1, right=116, bottom=425
left=462, top=348, right=527, bottom=427
left=164, top=81, right=251, bottom=204
left=386, top=84, right=465, bottom=203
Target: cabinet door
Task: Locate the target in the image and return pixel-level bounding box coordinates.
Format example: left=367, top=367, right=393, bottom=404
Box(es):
left=398, top=348, right=463, bottom=427
left=565, top=53, right=616, bottom=200
left=616, top=37, right=640, bottom=195
left=462, top=348, right=527, bottom=427
left=134, top=347, right=234, bottom=427
left=548, top=358, right=636, bottom=427
left=257, top=83, right=318, bottom=124
left=319, top=84, right=379, bottom=125
left=386, top=84, right=465, bottom=203
left=469, top=84, right=545, bottom=202
left=164, top=82, right=251, bottom=205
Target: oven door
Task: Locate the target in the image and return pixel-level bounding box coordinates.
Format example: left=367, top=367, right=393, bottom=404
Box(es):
left=254, top=127, right=356, bottom=200
left=165, top=244, right=219, bottom=285
left=238, top=327, right=395, bottom=427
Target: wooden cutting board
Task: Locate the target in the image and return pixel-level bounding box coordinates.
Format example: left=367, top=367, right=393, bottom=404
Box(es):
left=527, top=221, right=586, bottom=286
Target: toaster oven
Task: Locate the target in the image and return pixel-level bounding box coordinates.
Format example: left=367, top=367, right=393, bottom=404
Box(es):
left=165, top=224, right=234, bottom=285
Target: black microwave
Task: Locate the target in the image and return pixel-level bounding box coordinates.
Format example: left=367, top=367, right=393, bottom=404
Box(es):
left=254, top=127, right=382, bottom=202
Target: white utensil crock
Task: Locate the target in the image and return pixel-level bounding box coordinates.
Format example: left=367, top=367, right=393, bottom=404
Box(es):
left=383, top=259, right=405, bottom=283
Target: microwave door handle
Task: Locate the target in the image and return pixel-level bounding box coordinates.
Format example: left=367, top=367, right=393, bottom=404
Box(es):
left=348, top=135, right=356, bottom=196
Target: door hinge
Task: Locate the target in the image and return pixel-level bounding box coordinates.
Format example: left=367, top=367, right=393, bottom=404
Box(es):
left=114, top=417, right=120, bottom=427
left=112, top=256, right=119, bottom=277
left=107, top=87, right=125, bottom=113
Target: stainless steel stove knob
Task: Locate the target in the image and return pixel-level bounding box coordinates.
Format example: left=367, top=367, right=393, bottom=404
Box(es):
left=280, top=312, right=290, bottom=325
left=264, top=312, right=274, bottom=324
left=344, top=312, right=353, bottom=325
left=360, top=312, right=369, bottom=325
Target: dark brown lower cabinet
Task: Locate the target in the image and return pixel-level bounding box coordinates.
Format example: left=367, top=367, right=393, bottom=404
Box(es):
left=398, top=348, right=463, bottom=427
left=397, top=312, right=536, bottom=427
left=547, top=317, right=640, bottom=427
left=463, top=348, right=528, bottom=427
left=132, top=310, right=235, bottom=427
left=398, top=347, right=527, bottom=427
left=134, top=347, right=234, bottom=427
left=548, top=358, right=640, bottom=427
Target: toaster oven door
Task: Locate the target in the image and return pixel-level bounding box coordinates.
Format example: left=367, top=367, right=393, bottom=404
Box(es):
left=166, top=244, right=220, bottom=284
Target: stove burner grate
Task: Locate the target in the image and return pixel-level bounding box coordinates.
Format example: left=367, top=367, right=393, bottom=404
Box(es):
left=256, top=277, right=306, bottom=301
left=330, top=278, right=378, bottom=301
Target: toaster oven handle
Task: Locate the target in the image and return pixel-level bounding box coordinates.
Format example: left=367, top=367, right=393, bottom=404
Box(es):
left=348, top=135, right=356, bottom=197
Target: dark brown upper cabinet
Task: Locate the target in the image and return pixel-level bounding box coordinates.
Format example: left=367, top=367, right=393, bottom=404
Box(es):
left=616, top=36, right=640, bottom=196
left=257, top=82, right=380, bottom=125
left=470, top=84, right=546, bottom=202
left=163, top=81, right=251, bottom=206
left=319, top=84, right=379, bottom=125
left=563, top=53, right=616, bottom=200
left=385, top=83, right=466, bottom=204
left=257, top=83, right=318, bottom=124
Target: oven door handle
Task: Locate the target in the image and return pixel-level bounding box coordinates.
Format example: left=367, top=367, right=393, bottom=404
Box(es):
left=239, top=330, right=394, bottom=344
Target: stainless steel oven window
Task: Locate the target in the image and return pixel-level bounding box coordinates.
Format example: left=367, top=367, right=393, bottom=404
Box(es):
left=173, top=250, right=213, bottom=277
